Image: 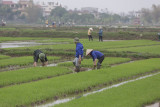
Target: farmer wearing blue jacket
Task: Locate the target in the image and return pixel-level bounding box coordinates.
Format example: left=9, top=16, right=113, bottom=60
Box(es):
left=73, top=37, right=84, bottom=72
left=86, top=49, right=104, bottom=69
left=98, top=27, right=103, bottom=42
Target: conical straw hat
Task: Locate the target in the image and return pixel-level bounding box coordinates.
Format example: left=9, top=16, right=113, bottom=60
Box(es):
left=86, top=49, right=93, bottom=56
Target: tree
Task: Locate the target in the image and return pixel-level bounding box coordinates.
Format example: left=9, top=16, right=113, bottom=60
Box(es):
left=25, top=5, right=43, bottom=23
left=50, top=7, right=68, bottom=19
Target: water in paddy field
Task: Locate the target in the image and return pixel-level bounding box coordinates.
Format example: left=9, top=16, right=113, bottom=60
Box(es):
left=0, top=41, right=66, bottom=48
left=36, top=72, right=160, bottom=107
left=0, top=42, right=43, bottom=48
left=145, top=103, right=160, bottom=107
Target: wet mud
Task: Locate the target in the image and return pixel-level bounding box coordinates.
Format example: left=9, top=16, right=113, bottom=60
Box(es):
left=145, top=102, right=160, bottom=107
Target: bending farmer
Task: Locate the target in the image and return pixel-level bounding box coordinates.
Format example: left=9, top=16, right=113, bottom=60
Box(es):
left=73, top=37, right=84, bottom=72
left=86, top=49, right=104, bottom=69
left=33, top=49, right=48, bottom=67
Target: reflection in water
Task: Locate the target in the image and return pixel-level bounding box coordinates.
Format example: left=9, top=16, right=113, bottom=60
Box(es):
left=0, top=42, right=41, bottom=48
left=0, top=41, right=67, bottom=48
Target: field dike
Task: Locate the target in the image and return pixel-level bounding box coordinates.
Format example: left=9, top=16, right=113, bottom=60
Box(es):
left=0, top=58, right=160, bottom=107
left=37, top=72, right=160, bottom=107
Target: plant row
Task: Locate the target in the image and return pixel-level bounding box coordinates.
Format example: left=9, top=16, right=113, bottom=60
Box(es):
left=55, top=72, right=160, bottom=107
left=0, top=56, right=61, bottom=68
left=58, top=57, right=131, bottom=68
left=0, top=58, right=160, bottom=107
left=0, top=57, right=131, bottom=87
left=0, top=66, right=72, bottom=88
left=2, top=40, right=160, bottom=57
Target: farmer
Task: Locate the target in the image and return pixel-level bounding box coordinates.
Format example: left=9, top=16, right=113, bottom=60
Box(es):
left=86, top=49, right=105, bottom=69
left=88, top=28, right=93, bottom=41
left=33, top=49, right=48, bottom=67
left=73, top=37, right=84, bottom=72
left=98, top=27, right=103, bottom=42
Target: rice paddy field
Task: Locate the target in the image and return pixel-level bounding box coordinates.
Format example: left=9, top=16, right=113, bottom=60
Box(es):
left=0, top=26, right=160, bottom=107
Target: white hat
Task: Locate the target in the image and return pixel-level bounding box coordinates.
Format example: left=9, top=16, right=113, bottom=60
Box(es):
left=89, top=28, right=93, bottom=31
left=86, top=49, right=93, bottom=56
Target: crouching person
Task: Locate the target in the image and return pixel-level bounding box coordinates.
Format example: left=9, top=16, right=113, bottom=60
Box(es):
left=73, top=37, right=84, bottom=72
left=33, top=49, right=48, bottom=67
left=86, top=49, right=104, bottom=69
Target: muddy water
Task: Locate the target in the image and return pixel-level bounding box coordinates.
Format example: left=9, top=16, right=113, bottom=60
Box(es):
left=36, top=72, right=160, bottom=107
left=0, top=42, right=43, bottom=48
left=103, top=40, right=122, bottom=42
left=145, top=103, right=160, bottom=107
left=0, top=41, right=67, bottom=48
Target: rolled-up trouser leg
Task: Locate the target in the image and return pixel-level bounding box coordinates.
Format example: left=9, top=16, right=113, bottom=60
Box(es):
left=97, top=55, right=104, bottom=69
left=97, top=62, right=101, bottom=69
left=73, top=58, right=80, bottom=72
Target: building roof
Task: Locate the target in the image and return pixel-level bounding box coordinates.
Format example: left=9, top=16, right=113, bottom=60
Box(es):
left=2, top=1, right=14, bottom=5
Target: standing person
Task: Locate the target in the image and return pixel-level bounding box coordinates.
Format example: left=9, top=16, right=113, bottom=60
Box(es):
left=33, top=49, right=48, bottom=67
left=86, top=49, right=105, bottom=69
left=98, top=27, right=103, bottom=42
left=88, top=28, right=93, bottom=41
left=73, top=37, right=84, bottom=72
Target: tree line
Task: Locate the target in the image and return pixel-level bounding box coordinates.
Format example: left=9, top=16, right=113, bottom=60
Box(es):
left=0, top=3, right=160, bottom=26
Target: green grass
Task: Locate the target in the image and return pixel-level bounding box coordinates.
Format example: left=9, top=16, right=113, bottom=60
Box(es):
left=0, top=58, right=160, bottom=107
left=0, top=54, right=10, bottom=60
left=3, top=40, right=160, bottom=56
left=108, top=45, right=160, bottom=55
left=58, top=57, right=131, bottom=68
left=55, top=73, right=160, bottom=107
left=0, top=56, right=61, bottom=68
left=0, top=37, right=46, bottom=43
left=0, top=66, right=72, bottom=87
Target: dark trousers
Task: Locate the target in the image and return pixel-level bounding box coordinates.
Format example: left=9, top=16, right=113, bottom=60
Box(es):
left=97, top=55, right=105, bottom=69
left=99, top=36, right=103, bottom=42
left=88, top=35, right=93, bottom=41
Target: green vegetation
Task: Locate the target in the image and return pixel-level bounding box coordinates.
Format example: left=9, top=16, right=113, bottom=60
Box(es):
left=0, top=54, right=10, bottom=60
left=0, top=37, right=45, bottom=42
left=58, top=57, right=131, bottom=68
left=55, top=73, right=160, bottom=107
left=0, top=27, right=158, bottom=40
left=108, top=45, right=160, bottom=55
left=0, top=56, right=61, bottom=68
left=0, top=58, right=160, bottom=107
left=0, top=66, right=72, bottom=87
left=2, top=40, right=160, bottom=57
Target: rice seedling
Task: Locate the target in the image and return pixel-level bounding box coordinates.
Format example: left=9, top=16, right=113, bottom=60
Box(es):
left=58, top=57, right=131, bottom=68
left=0, top=56, right=61, bottom=68
left=0, top=54, right=10, bottom=60
left=0, top=58, right=159, bottom=107
left=108, top=45, right=160, bottom=55
left=0, top=66, right=72, bottom=87
left=55, top=73, right=160, bottom=107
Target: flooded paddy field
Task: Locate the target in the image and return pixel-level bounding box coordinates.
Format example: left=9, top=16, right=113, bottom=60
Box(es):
left=0, top=27, right=160, bottom=107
